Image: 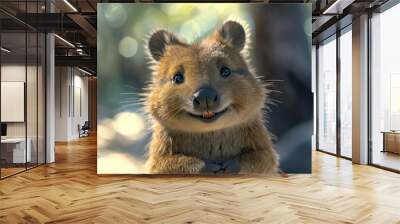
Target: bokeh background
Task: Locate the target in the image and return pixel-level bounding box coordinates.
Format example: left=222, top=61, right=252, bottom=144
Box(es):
left=97, top=3, right=312, bottom=174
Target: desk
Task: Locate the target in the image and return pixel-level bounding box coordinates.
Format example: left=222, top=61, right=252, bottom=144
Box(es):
left=1, top=138, right=31, bottom=163
left=382, top=131, right=400, bottom=154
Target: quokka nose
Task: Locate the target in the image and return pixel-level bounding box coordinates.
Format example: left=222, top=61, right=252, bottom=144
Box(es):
left=192, top=87, right=220, bottom=110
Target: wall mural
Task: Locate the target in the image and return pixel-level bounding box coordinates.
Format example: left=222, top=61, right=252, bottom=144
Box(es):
left=97, top=3, right=312, bottom=174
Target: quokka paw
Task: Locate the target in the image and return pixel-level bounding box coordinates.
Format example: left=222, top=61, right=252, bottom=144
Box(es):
left=200, top=159, right=240, bottom=174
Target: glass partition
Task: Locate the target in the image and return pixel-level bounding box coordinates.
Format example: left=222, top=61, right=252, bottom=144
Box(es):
left=1, top=30, right=28, bottom=177
left=0, top=1, right=46, bottom=179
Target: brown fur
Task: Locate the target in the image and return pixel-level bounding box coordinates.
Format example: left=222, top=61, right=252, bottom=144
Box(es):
left=144, top=21, right=278, bottom=174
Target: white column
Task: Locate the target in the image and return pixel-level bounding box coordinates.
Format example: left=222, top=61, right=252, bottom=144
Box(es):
left=46, top=33, right=55, bottom=163
left=352, top=14, right=369, bottom=164
left=45, top=1, right=55, bottom=163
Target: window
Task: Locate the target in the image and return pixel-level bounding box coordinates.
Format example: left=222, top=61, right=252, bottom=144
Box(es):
left=370, top=3, right=400, bottom=171
left=339, top=28, right=352, bottom=158
left=317, top=36, right=337, bottom=154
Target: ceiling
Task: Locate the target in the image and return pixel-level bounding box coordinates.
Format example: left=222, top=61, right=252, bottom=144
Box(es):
left=0, top=0, right=393, bottom=74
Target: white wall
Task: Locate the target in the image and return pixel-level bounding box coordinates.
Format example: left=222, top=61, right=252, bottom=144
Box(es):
left=55, top=67, right=69, bottom=141
left=72, top=73, right=89, bottom=138
left=1, top=64, right=46, bottom=163
left=1, top=65, right=26, bottom=81
left=54, top=67, right=89, bottom=141
left=1, top=65, right=27, bottom=140
left=1, top=65, right=26, bottom=131
left=1, top=65, right=39, bottom=138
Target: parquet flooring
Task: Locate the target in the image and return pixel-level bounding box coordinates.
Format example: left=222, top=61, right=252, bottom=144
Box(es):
left=0, top=167, right=26, bottom=178
left=1, top=135, right=400, bottom=223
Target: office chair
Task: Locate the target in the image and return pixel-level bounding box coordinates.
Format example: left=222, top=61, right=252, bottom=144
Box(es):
left=79, top=121, right=90, bottom=138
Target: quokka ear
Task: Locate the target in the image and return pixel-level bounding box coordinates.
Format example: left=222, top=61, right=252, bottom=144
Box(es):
left=147, top=29, right=184, bottom=61
left=216, top=20, right=246, bottom=51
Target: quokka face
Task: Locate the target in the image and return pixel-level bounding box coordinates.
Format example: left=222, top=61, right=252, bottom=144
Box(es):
left=145, top=21, right=267, bottom=133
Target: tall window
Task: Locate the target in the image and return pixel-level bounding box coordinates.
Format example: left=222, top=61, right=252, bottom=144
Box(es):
left=371, top=3, right=400, bottom=171
left=318, top=36, right=337, bottom=154
left=339, top=28, right=352, bottom=158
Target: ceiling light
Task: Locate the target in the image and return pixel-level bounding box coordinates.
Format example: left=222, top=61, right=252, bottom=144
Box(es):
left=63, top=0, right=78, bottom=12
left=322, top=0, right=342, bottom=14
left=1, top=47, right=11, bottom=53
left=78, top=67, right=92, bottom=76
left=54, top=34, right=75, bottom=48
left=76, top=48, right=85, bottom=55
left=322, top=0, right=354, bottom=15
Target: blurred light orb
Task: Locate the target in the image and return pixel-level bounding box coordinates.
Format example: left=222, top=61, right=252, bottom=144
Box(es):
left=194, top=8, right=218, bottom=35
left=118, top=36, right=138, bottom=58
left=214, top=3, right=240, bottom=17
left=180, top=20, right=201, bottom=43
left=98, top=119, right=115, bottom=141
left=104, top=4, right=127, bottom=28
left=162, top=3, right=196, bottom=17
left=98, top=153, right=144, bottom=174
left=304, top=17, right=312, bottom=37
left=97, top=119, right=116, bottom=147
left=133, top=9, right=166, bottom=38
left=112, top=111, right=145, bottom=141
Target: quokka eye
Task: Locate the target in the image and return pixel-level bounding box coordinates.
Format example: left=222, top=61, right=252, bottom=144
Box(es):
left=172, top=72, right=184, bottom=84
left=220, top=66, right=231, bottom=78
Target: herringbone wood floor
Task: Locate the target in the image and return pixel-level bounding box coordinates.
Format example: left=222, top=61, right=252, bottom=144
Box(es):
left=1, top=136, right=400, bottom=224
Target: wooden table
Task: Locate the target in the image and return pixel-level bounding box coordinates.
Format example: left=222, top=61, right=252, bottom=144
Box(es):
left=382, top=131, right=400, bottom=154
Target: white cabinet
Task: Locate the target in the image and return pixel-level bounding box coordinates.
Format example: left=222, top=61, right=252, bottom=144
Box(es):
left=1, top=138, right=32, bottom=163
